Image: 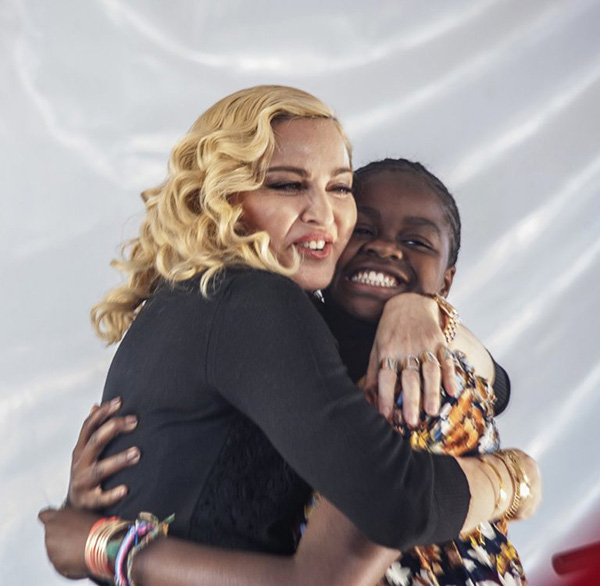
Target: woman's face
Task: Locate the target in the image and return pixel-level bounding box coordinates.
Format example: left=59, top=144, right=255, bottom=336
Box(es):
left=239, top=118, right=356, bottom=291
left=329, top=172, right=456, bottom=322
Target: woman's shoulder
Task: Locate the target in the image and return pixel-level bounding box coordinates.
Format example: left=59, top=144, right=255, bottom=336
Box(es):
left=219, top=267, right=306, bottom=303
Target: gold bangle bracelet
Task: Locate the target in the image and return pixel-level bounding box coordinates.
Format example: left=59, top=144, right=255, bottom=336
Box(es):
left=478, top=456, right=507, bottom=517
left=493, top=451, right=530, bottom=521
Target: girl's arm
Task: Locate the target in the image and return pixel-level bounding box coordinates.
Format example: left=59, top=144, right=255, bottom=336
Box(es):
left=40, top=500, right=398, bottom=586
left=42, top=401, right=538, bottom=585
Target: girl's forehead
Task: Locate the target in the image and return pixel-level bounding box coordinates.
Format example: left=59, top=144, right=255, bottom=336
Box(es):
left=355, top=170, right=430, bottom=198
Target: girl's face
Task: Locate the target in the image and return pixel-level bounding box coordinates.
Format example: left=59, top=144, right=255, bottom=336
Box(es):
left=329, top=171, right=456, bottom=322
left=239, top=118, right=356, bottom=291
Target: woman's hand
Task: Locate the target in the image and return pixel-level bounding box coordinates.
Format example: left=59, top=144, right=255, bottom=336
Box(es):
left=38, top=507, right=99, bottom=579
left=365, top=293, right=458, bottom=426
left=68, top=398, right=140, bottom=510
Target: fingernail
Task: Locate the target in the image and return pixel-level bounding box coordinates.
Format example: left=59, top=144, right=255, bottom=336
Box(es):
left=110, top=397, right=122, bottom=407
left=125, top=415, right=137, bottom=425
left=118, top=485, right=128, bottom=496
left=89, top=404, right=99, bottom=414
left=127, top=447, right=140, bottom=461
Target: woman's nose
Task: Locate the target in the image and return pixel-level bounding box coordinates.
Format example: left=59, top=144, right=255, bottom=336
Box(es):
left=300, top=188, right=335, bottom=227
left=365, top=239, right=403, bottom=260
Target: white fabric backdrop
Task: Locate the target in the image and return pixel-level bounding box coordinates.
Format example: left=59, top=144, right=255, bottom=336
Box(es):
left=2, top=1, right=600, bottom=583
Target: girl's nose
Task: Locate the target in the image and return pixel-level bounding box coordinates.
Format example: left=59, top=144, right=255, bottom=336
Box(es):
left=364, top=239, right=403, bottom=260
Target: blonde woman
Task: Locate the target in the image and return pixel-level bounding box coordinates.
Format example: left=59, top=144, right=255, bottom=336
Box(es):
left=40, top=86, right=540, bottom=585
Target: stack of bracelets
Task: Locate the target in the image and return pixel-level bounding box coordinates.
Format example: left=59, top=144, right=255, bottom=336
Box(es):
left=478, top=449, right=532, bottom=521
left=84, top=512, right=174, bottom=585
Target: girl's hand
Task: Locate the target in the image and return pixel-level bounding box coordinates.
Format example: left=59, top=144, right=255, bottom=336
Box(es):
left=38, top=507, right=99, bottom=579
left=68, top=398, right=140, bottom=510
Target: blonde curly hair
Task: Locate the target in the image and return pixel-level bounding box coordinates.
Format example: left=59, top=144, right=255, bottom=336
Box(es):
left=92, top=85, right=352, bottom=344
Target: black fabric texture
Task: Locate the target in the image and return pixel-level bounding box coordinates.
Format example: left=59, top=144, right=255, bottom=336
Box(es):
left=100, top=269, right=470, bottom=552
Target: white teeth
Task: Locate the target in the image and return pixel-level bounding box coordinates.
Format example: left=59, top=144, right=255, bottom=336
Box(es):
left=299, top=240, right=326, bottom=251
left=350, top=270, right=399, bottom=288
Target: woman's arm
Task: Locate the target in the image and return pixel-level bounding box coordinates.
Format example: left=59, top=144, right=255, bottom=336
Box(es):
left=44, top=384, right=538, bottom=586
left=44, top=455, right=535, bottom=586
left=204, top=272, right=540, bottom=549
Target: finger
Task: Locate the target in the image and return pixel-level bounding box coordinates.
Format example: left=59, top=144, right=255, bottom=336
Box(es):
left=82, top=415, right=138, bottom=463
left=84, top=447, right=141, bottom=487
left=365, top=344, right=380, bottom=393
left=377, top=368, right=397, bottom=420
left=438, top=346, right=458, bottom=396
left=421, top=351, right=442, bottom=416
left=401, top=368, right=421, bottom=427
left=74, top=397, right=122, bottom=453
left=84, top=485, right=129, bottom=510
left=38, top=508, right=57, bottom=524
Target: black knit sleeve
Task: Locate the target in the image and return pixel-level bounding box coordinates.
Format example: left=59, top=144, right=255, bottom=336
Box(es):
left=207, top=270, right=470, bottom=550
left=492, top=358, right=511, bottom=416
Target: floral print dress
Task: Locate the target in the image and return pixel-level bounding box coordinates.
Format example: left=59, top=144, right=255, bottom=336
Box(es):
left=305, top=352, right=527, bottom=586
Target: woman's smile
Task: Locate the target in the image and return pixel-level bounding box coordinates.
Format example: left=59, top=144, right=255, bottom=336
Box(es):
left=239, top=117, right=356, bottom=291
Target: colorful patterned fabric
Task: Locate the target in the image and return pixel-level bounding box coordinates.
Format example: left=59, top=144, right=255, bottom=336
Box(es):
left=304, top=352, right=527, bottom=586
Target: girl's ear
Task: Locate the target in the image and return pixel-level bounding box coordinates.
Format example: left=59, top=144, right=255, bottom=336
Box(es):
left=439, top=265, right=456, bottom=298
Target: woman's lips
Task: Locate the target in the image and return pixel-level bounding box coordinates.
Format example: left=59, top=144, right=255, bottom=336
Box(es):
left=293, top=234, right=334, bottom=260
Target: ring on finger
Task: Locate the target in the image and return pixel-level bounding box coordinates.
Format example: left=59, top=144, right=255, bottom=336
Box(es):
left=422, top=350, right=440, bottom=367
left=380, top=357, right=399, bottom=371
left=438, top=345, right=453, bottom=362
left=402, top=355, right=420, bottom=371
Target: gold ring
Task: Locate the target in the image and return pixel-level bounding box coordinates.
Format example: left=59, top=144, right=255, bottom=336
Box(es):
left=422, top=350, right=441, bottom=367
left=380, top=357, right=399, bottom=371
left=402, top=355, right=420, bottom=371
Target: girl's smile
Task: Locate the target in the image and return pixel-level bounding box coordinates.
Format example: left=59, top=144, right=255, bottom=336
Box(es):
left=329, top=171, right=456, bottom=322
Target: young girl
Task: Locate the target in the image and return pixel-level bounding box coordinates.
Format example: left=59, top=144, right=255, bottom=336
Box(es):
left=322, top=157, right=527, bottom=585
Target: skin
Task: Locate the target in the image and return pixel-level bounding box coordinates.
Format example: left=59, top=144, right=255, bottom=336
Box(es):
left=39, top=127, right=541, bottom=584
left=330, top=171, right=456, bottom=322
left=238, top=118, right=356, bottom=292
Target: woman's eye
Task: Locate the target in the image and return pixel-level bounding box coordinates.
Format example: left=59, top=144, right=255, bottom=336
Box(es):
left=267, top=182, right=304, bottom=192
left=329, top=185, right=353, bottom=198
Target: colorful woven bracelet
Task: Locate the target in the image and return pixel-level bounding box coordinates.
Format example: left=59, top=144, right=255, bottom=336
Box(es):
left=114, top=513, right=174, bottom=586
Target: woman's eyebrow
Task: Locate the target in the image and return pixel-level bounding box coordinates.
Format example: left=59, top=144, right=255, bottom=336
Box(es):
left=267, top=166, right=307, bottom=176
left=266, top=166, right=352, bottom=177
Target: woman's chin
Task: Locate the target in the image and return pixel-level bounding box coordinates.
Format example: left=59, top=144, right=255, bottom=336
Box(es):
left=291, top=264, right=336, bottom=291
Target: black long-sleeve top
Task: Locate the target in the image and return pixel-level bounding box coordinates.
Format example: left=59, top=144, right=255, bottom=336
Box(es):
left=101, top=269, right=470, bottom=553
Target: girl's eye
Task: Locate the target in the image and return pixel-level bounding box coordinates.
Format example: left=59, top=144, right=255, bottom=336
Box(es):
left=403, top=238, right=431, bottom=249
left=353, top=225, right=375, bottom=237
